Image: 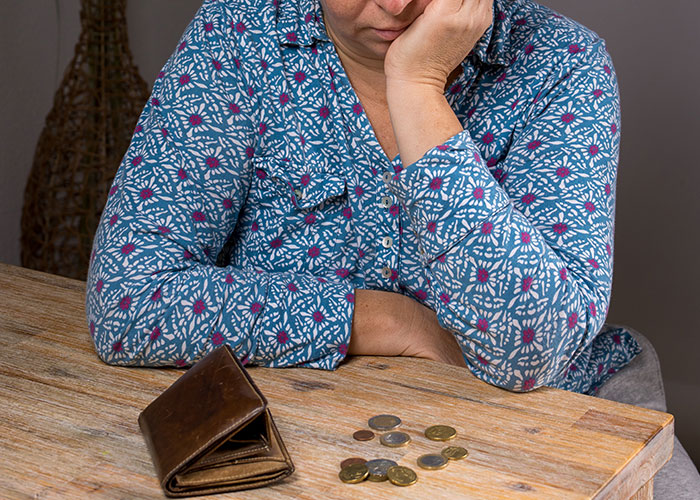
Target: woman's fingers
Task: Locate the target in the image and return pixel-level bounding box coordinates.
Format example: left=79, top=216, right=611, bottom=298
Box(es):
left=384, top=0, right=493, bottom=85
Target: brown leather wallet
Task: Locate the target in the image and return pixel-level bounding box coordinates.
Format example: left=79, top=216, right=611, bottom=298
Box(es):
left=138, top=345, right=295, bottom=497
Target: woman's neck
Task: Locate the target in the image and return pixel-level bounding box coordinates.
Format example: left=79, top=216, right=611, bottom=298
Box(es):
left=323, top=18, right=388, bottom=104
left=339, top=55, right=387, bottom=106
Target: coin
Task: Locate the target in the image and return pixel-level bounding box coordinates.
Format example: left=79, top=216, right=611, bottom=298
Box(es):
left=340, top=457, right=367, bottom=470
left=387, top=465, right=418, bottom=486
left=425, top=425, right=457, bottom=441
left=353, top=429, right=375, bottom=441
left=417, top=453, right=449, bottom=470
left=339, top=463, right=369, bottom=484
left=368, top=414, right=402, bottom=431
left=380, top=431, right=411, bottom=447
left=442, top=446, right=469, bottom=460
left=365, top=458, right=398, bottom=482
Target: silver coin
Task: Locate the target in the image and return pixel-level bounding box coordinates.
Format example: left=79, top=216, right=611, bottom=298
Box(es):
left=365, top=458, right=398, bottom=482
left=417, top=453, right=449, bottom=470
left=380, top=431, right=411, bottom=447
left=368, top=414, right=401, bottom=431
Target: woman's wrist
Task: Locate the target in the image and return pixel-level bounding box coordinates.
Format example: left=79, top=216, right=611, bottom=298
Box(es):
left=348, top=289, right=419, bottom=357
left=386, top=81, right=463, bottom=167
left=348, top=289, right=466, bottom=368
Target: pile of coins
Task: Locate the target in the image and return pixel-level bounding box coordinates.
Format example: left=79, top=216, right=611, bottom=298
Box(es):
left=338, top=414, right=469, bottom=487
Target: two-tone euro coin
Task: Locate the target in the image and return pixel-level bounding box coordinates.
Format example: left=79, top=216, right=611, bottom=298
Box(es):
left=417, top=453, right=449, bottom=470
left=368, top=414, right=401, bottom=431
left=379, top=431, right=411, bottom=448
left=365, top=458, right=398, bottom=482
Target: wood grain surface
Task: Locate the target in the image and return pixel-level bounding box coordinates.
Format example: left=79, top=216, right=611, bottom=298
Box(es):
left=0, top=263, right=673, bottom=499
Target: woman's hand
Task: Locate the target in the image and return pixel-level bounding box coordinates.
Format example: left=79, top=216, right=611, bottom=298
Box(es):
left=349, top=289, right=466, bottom=368
left=384, top=0, right=493, bottom=90
left=382, top=0, right=493, bottom=166
left=398, top=300, right=467, bottom=367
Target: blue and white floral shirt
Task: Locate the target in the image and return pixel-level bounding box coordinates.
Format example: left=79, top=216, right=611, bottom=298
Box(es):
left=86, top=0, right=641, bottom=393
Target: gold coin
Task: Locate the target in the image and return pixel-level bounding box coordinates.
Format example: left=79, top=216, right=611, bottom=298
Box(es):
left=353, top=429, right=375, bottom=441
left=379, top=431, right=411, bottom=447
left=368, top=474, right=387, bottom=482
left=442, top=446, right=469, bottom=460
left=386, top=465, right=418, bottom=486
left=417, top=453, right=449, bottom=470
left=425, top=425, right=457, bottom=441
left=368, top=414, right=401, bottom=431
left=339, top=463, right=369, bottom=484
left=340, top=457, right=367, bottom=470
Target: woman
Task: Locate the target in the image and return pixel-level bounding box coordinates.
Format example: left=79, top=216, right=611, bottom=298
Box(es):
left=86, top=0, right=699, bottom=495
left=87, top=0, right=636, bottom=390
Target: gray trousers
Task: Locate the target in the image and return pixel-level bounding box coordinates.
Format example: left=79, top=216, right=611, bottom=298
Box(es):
left=595, top=325, right=700, bottom=499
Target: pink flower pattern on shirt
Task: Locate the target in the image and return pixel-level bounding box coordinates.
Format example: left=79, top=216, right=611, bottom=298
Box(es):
left=86, top=0, right=640, bottom=393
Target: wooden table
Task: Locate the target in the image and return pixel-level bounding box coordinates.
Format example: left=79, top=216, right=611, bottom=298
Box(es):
left=0, top=263, right=673, bottom=499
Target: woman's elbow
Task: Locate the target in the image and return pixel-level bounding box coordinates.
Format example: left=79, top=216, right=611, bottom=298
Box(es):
left=88, top=318, right=142, bottom=366
left=465, top=344, right=563, bottom=393
left=86, top=288, right=150, bottom=366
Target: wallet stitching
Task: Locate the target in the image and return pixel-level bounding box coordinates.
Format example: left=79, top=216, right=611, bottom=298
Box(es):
left=218, top=456, right=289, bottom=465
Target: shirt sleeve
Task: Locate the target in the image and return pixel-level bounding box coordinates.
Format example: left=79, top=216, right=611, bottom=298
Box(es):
left=389, top=40, right=620, bottom=391
left=85, top=0, right=353, bottom=369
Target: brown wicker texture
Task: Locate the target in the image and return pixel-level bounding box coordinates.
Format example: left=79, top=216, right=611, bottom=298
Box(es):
left=21, top=0, right=149, bottom=279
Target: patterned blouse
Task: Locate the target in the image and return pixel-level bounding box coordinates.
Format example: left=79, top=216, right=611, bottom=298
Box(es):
left=86, top=0, right=641, bottom=393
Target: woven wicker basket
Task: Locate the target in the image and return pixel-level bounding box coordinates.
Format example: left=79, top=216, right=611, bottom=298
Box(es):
left=21, top=0, right=148, bottom=279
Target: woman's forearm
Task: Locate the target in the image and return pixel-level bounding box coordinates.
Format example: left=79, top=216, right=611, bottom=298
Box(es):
left=386, top=81, right=463, bottom=167
left=349, top=289, right=466, bottom=367
left=349, top=289, right=413, bottom=356
left=380, top=0, right=492, bottom=168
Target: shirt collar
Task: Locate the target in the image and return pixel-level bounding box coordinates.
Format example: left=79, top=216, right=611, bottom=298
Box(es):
left=276, top=0, right=514, bottom=68
left=470, top=0, right=515, bottom=68
left=276, top=0, right=329, bottom=46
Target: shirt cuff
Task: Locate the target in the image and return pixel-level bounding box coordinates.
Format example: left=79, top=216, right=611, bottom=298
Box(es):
left=253, top=272, right=354, bottom=369
left=388, top=129, right=511, bottom=262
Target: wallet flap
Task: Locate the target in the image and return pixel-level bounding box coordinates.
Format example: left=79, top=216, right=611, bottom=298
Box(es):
left=138, top=346, right=267, bottom=487
left=171, top=408, right=293, bottom=490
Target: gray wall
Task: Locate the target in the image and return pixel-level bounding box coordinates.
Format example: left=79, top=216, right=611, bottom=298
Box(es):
left=1, top=0, right=698, bottom=463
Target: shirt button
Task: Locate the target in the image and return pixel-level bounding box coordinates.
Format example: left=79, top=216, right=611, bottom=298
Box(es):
left=294, top=189, right=303, bottom=200
left=381, top=236, right=393, bottom=249
left=380, top=196, right=391, bottom=208
left=381, top=266, right=392, bottom=279
left=382, top=172, right=392, bottom=184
